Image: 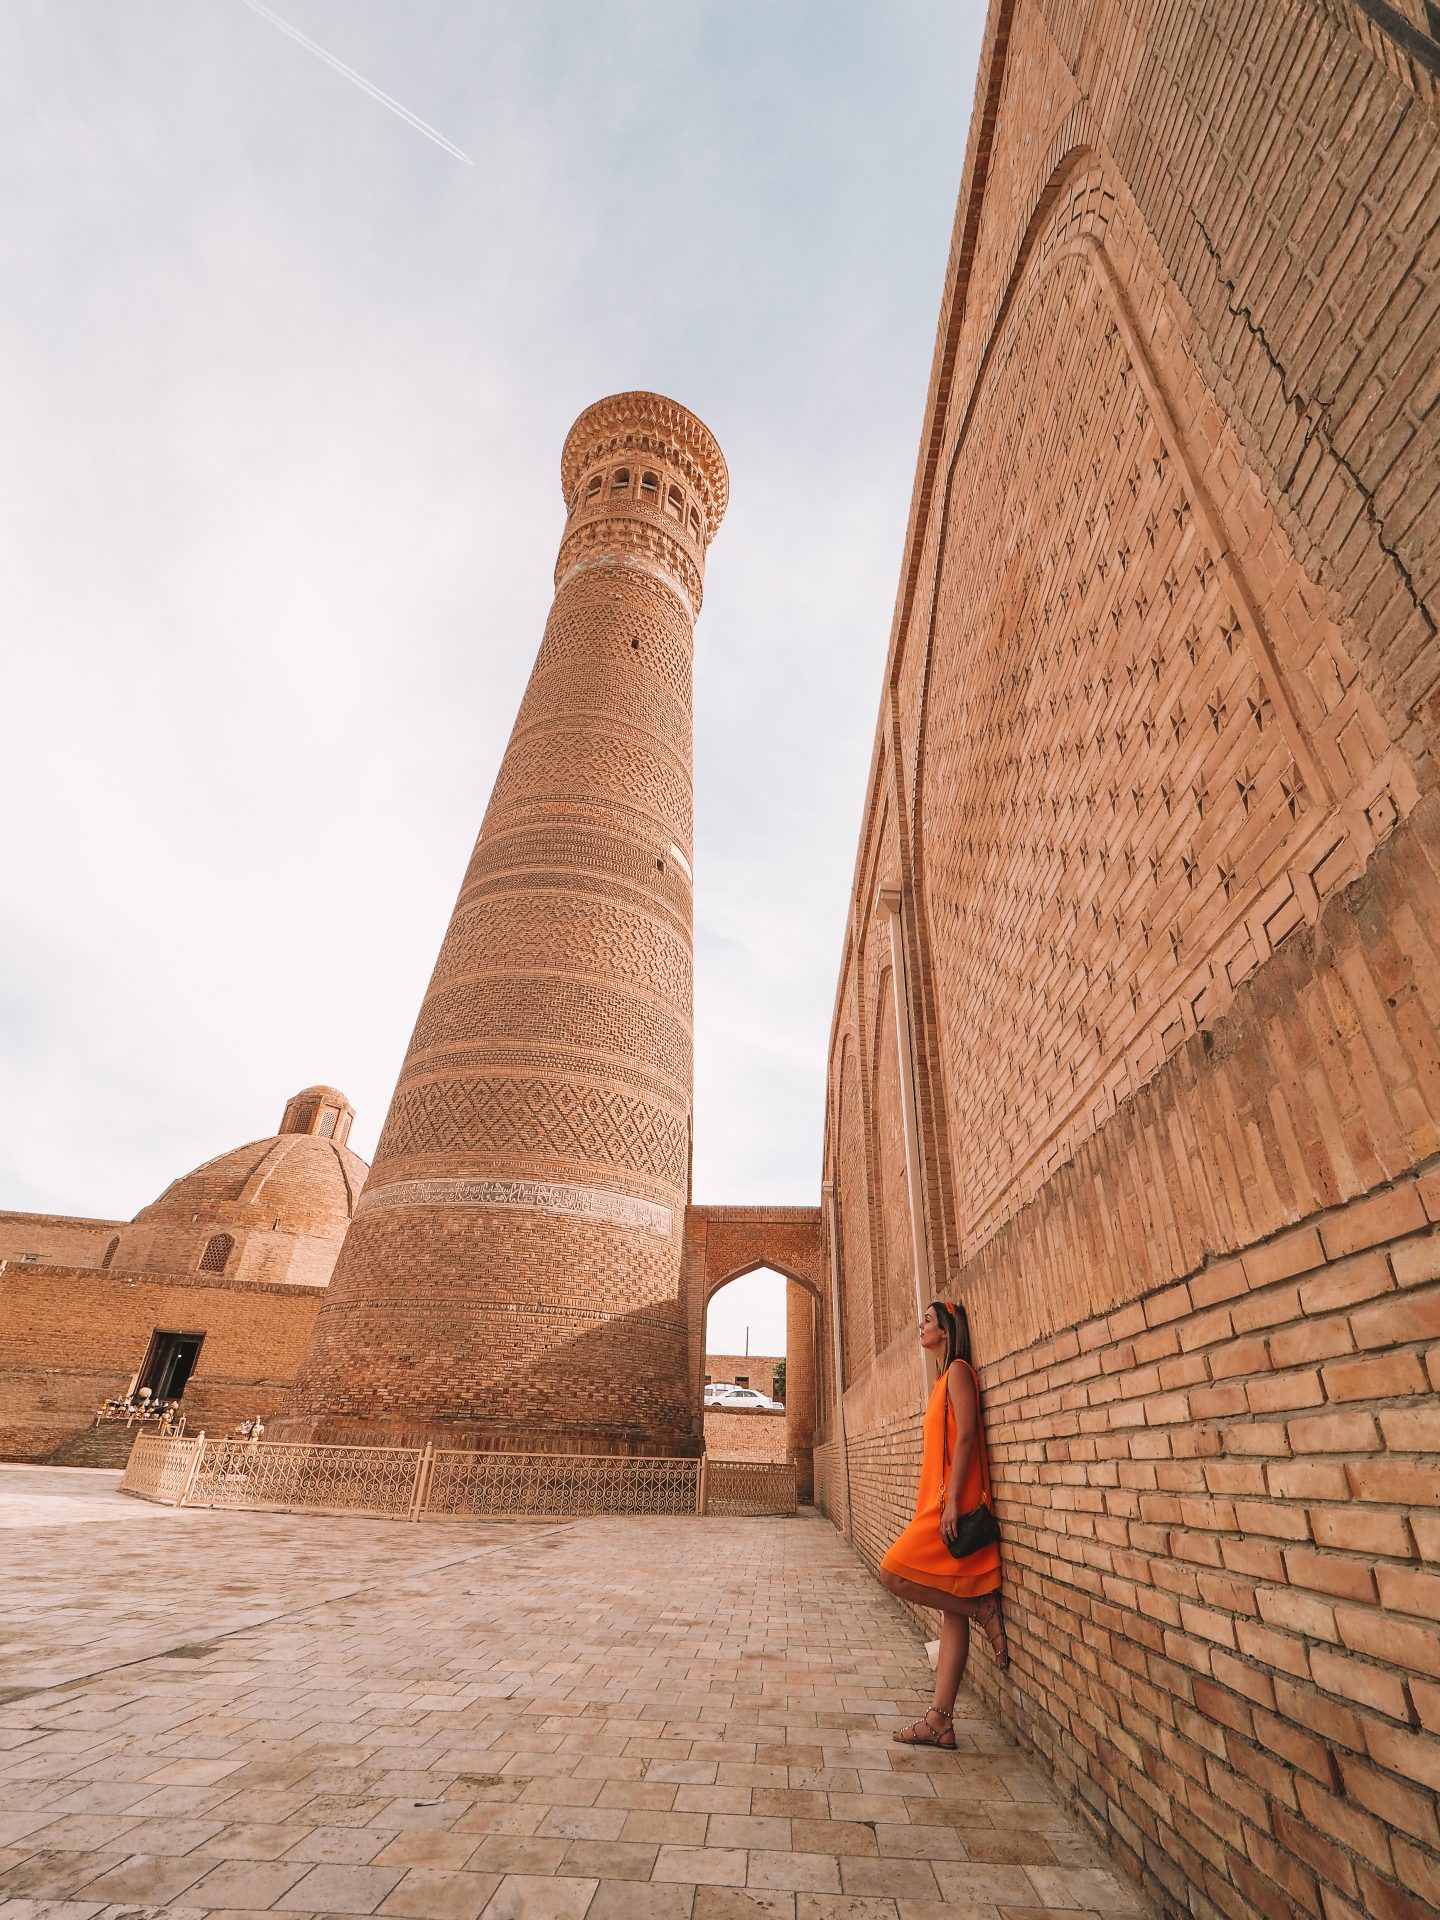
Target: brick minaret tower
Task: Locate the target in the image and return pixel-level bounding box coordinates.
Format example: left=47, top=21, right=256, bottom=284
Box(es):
left=279, top=392, right=726, bottom=1454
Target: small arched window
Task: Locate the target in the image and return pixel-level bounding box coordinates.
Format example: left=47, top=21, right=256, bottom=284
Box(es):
left=100, top=1236, right=120, bottom=1270
left=198, top=1233, right=234, bottom=1275
left=612, top=468, right=630, bottom=491
left=688, top=507, right=702, bottom=539
left=640, top=471, right=659, bottom=499
left=585, top=474, right=602, bottom=500
left=665, top=485, right=683, bottom=519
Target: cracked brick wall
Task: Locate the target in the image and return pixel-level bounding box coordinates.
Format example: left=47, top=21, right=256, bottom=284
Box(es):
left=816, top=4, right=1440, bottom=1918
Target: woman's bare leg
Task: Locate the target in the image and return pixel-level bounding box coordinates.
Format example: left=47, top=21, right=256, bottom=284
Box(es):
left=881, top=1571, right=1009, bottom=1678
left=880, top=1569, right=983, bottom=1619
left=933, top=1609, right=970, bottom=1713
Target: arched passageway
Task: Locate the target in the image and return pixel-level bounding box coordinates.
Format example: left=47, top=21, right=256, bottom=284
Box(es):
left=681, top=1205, right=825, bottom=1498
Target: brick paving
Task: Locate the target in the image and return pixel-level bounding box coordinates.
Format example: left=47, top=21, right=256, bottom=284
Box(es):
left=0, top=1471, right=1146, bottom=1920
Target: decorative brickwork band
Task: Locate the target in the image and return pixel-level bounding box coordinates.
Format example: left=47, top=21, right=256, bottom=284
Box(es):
left=355, top=1177, right=674, bottom=1239
left=278, top=394, right=725, bottom=1455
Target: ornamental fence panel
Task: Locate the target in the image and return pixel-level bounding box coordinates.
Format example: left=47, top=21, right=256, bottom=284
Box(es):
left=118, top=1436, right=794, bottom=1519
left=426, top=1451, right=700, bottom=1518
left=120, top=1432, right=204, bottom=1505
left=186, top=1439, right=424, bottom=1517
left=706, top=1459, right=798, bottom=1516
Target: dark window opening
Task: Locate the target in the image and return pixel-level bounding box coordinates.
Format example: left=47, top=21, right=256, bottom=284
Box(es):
left=612, top=468, right=630, bottom=491
left=136, top=1329, right=205, bottom=1403
left=735, top=1374, right=750, bottom=1389
left=198, top=1232, right=234, bottom=1274
left=688, top=507, right=702, bottom=538
left=640, top=471, right=659, bottom=498
left=586, top=475, right=602, bottom=500
left=665, top=485, right=683, bottom=518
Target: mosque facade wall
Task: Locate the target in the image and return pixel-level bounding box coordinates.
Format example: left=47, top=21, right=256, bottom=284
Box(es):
left=815, top=4, right=1440, bottom=1919
left=0, top=1266, right=323, bottom=1460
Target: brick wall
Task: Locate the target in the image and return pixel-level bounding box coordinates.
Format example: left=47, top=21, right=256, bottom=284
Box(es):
left=0, top=1214, right=122, bottom=1270
left=704, top=1352, right=782, bottom=1392
left=703, top=1407, right=787, bottom=1463
left=0, top=1266, right=324, bottom=1460
left=814, top=1, right=1440, bottom=1916
left=975, top=1170, right=1440, bottom=1920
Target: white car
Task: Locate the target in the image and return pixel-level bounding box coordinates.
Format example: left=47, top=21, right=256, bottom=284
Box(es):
left=705, top=1384, right=783, bottom=1412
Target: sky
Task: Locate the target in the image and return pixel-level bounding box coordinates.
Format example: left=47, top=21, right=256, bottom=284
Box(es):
left=1, top=3, right=982, bottom=1350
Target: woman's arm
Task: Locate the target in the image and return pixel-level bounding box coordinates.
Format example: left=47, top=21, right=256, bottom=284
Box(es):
left=940, top=1362, right=978, bottom=1544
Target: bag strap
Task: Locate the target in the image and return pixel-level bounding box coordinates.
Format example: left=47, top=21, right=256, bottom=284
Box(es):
left=940, top=1360, right=992, bottom=1508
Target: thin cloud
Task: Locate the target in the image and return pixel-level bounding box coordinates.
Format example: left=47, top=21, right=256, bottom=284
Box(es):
left=234, top=0, right=473, bottom=165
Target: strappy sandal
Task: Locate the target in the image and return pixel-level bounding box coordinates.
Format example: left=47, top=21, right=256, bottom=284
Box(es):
left=976, top=1594, right=1009, bottom=1670
left=892, top=1705, right=956, bottom=1748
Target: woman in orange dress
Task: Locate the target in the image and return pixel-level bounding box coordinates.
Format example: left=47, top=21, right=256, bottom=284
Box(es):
left=880, top=1298, right=1007, bottom=1748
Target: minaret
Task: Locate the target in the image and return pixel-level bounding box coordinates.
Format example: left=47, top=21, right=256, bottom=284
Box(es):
left=279, top=393, right=726, bottom=1454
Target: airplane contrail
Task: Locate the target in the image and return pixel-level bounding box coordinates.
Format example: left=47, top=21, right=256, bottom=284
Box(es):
left=234, top=0, right=473, bottom=166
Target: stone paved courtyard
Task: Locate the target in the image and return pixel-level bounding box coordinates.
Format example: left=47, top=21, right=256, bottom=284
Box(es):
left=0, top=1468, right=1145, bottom=1920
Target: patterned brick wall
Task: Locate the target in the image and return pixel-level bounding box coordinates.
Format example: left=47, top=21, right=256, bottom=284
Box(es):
left=281, top=395, right=727, bottom=1455
left=815, top=2, right=1440, bottom=1916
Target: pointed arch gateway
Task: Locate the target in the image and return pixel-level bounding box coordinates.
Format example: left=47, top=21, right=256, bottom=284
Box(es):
left=682, top=1205, right=826, bottom=1499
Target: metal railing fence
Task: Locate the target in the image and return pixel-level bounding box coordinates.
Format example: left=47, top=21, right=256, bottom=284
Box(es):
left=121, top=1432, right=797, bottom=1520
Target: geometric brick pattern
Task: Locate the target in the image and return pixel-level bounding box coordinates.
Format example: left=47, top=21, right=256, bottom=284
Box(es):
left=816, top=4, right=1440, bottom=1917
left=280, top=394, right=726, bottom=1455
left=920, top=170, right=1395, bottom=1262
left=533, top=567, right=696, bottom=704
left=432, top=888, right=691, bottom=1003
left=377, top=1077, right=689, bottom=1186
left=405, top=979, right=692, bottom=1086
left=489, top=721, right=694, bottom=848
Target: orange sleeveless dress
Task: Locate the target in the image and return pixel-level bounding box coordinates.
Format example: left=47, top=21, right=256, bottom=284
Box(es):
left=880, top=1359, right=1002, bottom=1600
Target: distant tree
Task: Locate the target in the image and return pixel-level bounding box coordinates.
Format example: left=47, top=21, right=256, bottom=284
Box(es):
left=773, top=1360, right=786, bottom=1404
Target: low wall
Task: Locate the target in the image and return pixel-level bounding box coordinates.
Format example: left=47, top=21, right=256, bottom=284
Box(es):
left=704, top=1406, right=787, bottom=1462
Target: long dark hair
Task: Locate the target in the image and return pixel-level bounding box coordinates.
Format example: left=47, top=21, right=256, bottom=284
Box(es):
left=932, top=1298, right=973, bottom=1369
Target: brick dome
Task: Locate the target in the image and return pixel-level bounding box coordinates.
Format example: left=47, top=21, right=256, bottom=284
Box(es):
left=118, top=1090, right=369, bottom=1288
